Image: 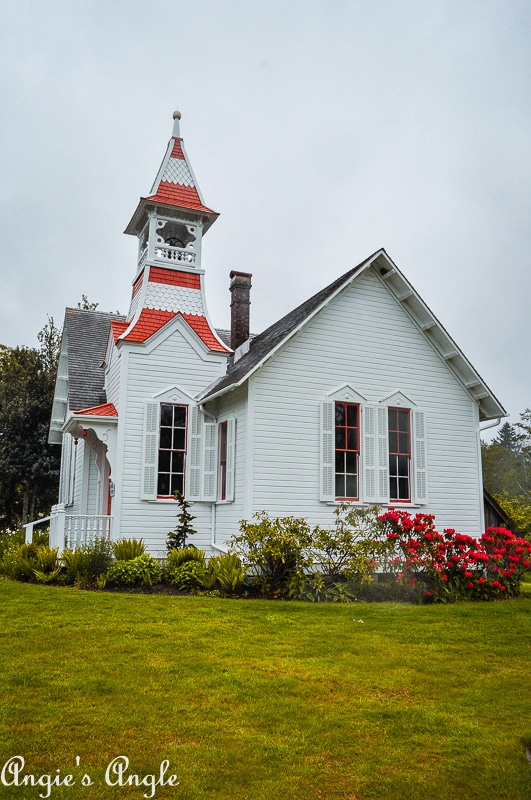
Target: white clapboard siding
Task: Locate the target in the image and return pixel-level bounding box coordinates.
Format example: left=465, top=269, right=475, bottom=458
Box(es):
left=116, top=324, right=227, bottom=552
left=105, top=342, right=122, bottom=408
left=248, top=268, right=483, bottom=537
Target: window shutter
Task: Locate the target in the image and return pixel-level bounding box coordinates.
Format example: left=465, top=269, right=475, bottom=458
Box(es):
left=413, top=409, right=428, bottom=503
left=362, top=404, right=377, bottom=502
left=320, top=401, right=335, bottom=501
left=225, top=418, right=236, bottom=502
left=60, top=434, right=75, bottom=506
left=377, top=405, right=390, bottom=504
left=187, top=405, right=202, bottom=500
left=202, top=421, right=217, bottom=501
left=141, top=401, right=158, bottom=500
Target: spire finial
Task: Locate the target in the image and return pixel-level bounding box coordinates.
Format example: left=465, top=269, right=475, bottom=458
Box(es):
left=172, top=109, right=181, bottom=137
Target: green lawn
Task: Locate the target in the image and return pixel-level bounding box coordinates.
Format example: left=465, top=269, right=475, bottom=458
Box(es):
left=0, top=581, right=530, bottom=800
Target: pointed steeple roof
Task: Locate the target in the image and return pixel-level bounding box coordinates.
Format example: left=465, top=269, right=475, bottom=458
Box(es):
left=125, top=110, right=218, bottom=235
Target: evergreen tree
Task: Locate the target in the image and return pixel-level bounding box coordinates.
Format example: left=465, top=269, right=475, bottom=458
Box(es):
left=493, top=422, right=519, bottom=452
left=167, top=491, right=197, bottom=550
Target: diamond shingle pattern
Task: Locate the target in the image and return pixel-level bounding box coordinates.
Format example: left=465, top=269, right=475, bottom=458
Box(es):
left=163, top=158, right=195, bottom=186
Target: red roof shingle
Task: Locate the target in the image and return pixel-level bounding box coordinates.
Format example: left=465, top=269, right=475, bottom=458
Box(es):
left=147, top=182, right=215, bottom=214
left=120, top=308, right=229, bottom=352
left=110, top=320, right=129, bottom=342
left=170, top=138, right=185, bottom=160
left=149, top=267, right=201, bottom=289
left=76, top=402, right=118, bottom=417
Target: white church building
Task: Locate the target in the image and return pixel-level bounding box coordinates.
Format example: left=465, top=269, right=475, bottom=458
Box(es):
left=46, top=111, right=506, bottom=554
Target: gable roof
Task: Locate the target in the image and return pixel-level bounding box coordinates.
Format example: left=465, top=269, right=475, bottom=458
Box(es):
left=199, top=248, right=506, bottom=422
left=65, top=309, right=125, bottom=411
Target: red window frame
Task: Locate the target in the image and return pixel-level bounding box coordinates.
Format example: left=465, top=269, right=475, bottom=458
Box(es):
left=157, top=403, right=187, bottom=498
left=334, top=402, right=360, bottom=500
left=388, top=407, right=411, bottom=502
left=218, top=421, right=228, bottom=501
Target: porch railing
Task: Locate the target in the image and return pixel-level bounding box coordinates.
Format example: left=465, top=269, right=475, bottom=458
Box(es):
left=25, top=504, right=113, bottom=554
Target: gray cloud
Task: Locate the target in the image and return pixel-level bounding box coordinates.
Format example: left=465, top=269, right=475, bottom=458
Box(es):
left=1, top=0, right=529, bottom=430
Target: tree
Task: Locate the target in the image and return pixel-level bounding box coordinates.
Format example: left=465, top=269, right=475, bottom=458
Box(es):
left=481, top=410, right=531, bottom=537
left=0, top=319, right=61, bottom=528
left=166, top=491, right=197, bottom=550
left=493, top=422, right=519, bottom=452
left=77, top=295, right=99, bottom=311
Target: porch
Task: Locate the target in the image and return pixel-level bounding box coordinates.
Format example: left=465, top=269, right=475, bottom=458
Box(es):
left=24, top=503, right=112, bottom=554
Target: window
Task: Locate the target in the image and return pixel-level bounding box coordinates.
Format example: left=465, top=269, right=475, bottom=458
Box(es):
left=321, top=395, right=426, bottom=505
left=388, top=407, right=410, bottom=502
left=334, top=402, right=360, bottom=499
left=218, top=421, right=228, bottom=500
left=157, top=404, right=187, bottom=496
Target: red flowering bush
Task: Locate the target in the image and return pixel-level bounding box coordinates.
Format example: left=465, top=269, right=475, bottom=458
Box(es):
left=376, top=510, right=531, bottom=603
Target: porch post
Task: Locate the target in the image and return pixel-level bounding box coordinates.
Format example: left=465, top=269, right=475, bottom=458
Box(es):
left=50, top=503, right=66, bottom=555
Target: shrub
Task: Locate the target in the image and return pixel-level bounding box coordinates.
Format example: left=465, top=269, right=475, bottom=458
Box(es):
left=1, top=542, right=40, bottom=582
left=215, top=553, right=246, bottom=594
left=312, top=504, right=384, bottom=583
left=32, top=529, right=50, bottom=547
left=165, top=546, right=205, bottom=578
left=112, top=538, right=146, bottom=561
left=200, top=557, right=220, bottom=590
left=62, top=538, right=113, bottom=588
left=168, top=560, right=207, bottom=590
left=33, top=546, right=62, bottom=584
left=377, top=510, right=531, bottom=602
left=106, top=553, right=161, bottom=587
left=229, top=512, right=314, bottom=596
left=292, top=573, right=359, bottom=603
left=0, top=529, right=25, bottom=561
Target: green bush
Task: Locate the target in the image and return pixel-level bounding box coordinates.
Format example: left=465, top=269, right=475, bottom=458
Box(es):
left=312, top=504, right=384, bottom=583
left=112, top=538, right=146, bottom=560
left=167, top=560, right=207, bottom=590
left=106, top=553, right=161, bottom=587
left=62, top=538, right=113, bottom=588
left=1, top=542, right=40, bottom=582
left=165, top=546, right=205, bottom=572
left=215, top=553, right=246, bottom=594
left=200, top=557, right=220, bottom=590
left=0, top=530, right=25, bottom=564
left=33, top=546, right=62, bottom=584
left=290, top=573, right=358, bottom=603
left=229, top=512, right=314, bottom=596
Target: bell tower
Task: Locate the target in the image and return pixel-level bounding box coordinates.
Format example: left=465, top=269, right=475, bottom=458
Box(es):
left=119, top=111, right=228, bottom=353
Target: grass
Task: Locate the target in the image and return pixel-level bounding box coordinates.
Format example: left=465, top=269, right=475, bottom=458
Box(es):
left=0, top=582, right=530, bottom=799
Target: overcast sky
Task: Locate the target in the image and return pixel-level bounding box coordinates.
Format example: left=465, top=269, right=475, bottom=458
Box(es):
left=1, top=0, right=529, bottom=433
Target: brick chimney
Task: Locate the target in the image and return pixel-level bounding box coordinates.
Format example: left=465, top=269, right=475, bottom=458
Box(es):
left=230, top=271, right=252, bottom=351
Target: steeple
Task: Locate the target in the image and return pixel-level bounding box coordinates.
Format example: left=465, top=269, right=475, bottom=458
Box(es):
left=118, top=111, right=229, bottom=353
left=124, top=109, right=218, bottom=274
